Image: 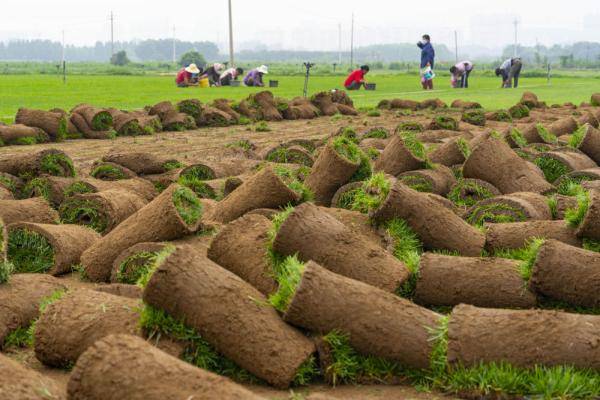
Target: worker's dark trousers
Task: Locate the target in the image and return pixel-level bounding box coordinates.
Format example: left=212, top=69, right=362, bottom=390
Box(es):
left=508, top=61, right=522, bottom=88
left=460, top=71, right=471, bottom=88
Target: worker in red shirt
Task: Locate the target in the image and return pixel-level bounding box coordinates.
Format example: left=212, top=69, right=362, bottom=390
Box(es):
left=175, top=63, right=201, bottom=87
left=344, top=65, right=369, bottom=90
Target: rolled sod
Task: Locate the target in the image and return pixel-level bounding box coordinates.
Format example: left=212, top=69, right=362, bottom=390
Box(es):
left=0, top=149, right=75, bottom=179
left=34, top=288, right=141, bottom=368
left=22, top=175, right=74, bottom=208
left=15, top=108, right=68, bottom=141
left=102, top=152, right=182, bottom=176
left=321, top=207, right=386, bottom=247
left=0, top=197, right=59, bottom=225
left=429, top=137, right=471, bottom=166
left=110, top=242, right=168, bottom=284
left=0, top=124, right=49, bottom=145
left=463, top=135, right=554, bottom=194
left=273, top=203, right=409, bottom=291
left=578, top=111, right=599, bottom=128
left=509, top=103, right=530, bottom=119
left=429, top=115, right=459, bottom=131
left=142, top=245, right=316, bottom=388
left=212, top=98, right=242, bottom=121
left=419, top=98, right=447, bottom=109
left=177, top=98, right=203, bottom=119
left=0, top=217, right=6, bottom=261
left=534, top=150, right=597, bottom=183
left=207, top=213, right=277, bottom=295
left=180, top=159, right=259, bottom=181
left=417, top=129, right=463, bottom=143
left=485, top=220, right=581, bottom=251
left=107, top=109, right=143, bottom=136
left=555, top=167, right=600, bottom=195
left=7, top=222, right=100, bottom=275
left=511, top=123, right=553, bottom=145
left=162, top=110, right=197, bottom=131
left=72, top=105, right=113, bottom=131
left=384, top=98, right=420, bottom=110
left=330, top=181, right=364, bottom=210
left=209, top=166, right=301, bottom=224
left=548, top=116, right=579, bottom=137
left=530, top=239, right=600, bottom=308
left=304, top=140, right=361, bottom=206
left=69, top=112, right=116, bottom=139
left=264, top=145, right=315, bottom=167
left=414, top=253, right=536, bottom=308
left=68, top=334, right=265, bottom=400
left=572, top=123, right=600, bottom=164
left=0, top=353, right=65, bottom=400
left=447, top=304, right=600, bottom=370
left=283, top=261, right=442, bottom=370
left=464, top=192, right=553, bottom=226
left=64, top=177, right=158, bottom=202
left=520, top=91, right=541, bottom=109
left=448, top=178, right=501, bottom=207
left=370, top=181, right=485, bottom=256
left=196, top=105, right=236, bottom=127
left=397, top=165, right=456, bottom=195
left=59, top=189, right=148, bottom=234
left=575, top=189, right=600, bottom=240
left=485, top=110, right=513, bottom=122
left=94, top=283, right=142, bottom=299
left=374, top=132, right=429, bottom=176
left=80, top=184, right=203, bottom=282
left=451, top=99, right=482, bottom=109
left=90, top=161, right=137, bottom=181
left=461, top=110, right=486, bottom=126
left=0, top=274, right=66, bottom=348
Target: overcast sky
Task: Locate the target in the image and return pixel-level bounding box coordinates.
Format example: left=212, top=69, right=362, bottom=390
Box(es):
left=1, top=0, right=598, bottom=51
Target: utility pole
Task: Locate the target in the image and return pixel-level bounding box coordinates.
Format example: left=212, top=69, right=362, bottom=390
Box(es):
left=338, top=23, right=342, bottom=66
left=61, top=30, right=66, bottom=84
left=228, top=0, right=235, bottom=67
left=350, top=13, right=354, bottom=69
left=513, top=18, right=518, bottom=57
left=172, top=26, right=176, bottom=64
left=110, top=11, right=115, bottom=56
left=454, top=30, right=458, bottom=63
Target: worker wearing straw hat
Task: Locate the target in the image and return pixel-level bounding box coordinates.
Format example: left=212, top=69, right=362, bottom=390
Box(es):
left=176, top=63, right=201, bottom=87
left=244, top=65, right=269, bottom=87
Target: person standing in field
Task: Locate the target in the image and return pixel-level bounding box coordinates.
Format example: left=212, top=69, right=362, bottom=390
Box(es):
left=244, top=65, right=269, bottom=87
left=450, top=61, right=474, bottom=88
left=496, top=57, right=523, bottom=88
left=202, top=63, right=226, bottom=86
left=344, top=65, right=370, bottom=90
left=417, top=34, right=435, bottom=90
left=175, top=63, right=201, bottom=87
left=219, top=67, right=244, bottom=86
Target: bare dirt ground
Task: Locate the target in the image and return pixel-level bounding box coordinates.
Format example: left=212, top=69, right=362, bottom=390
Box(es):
left=2, top=111, right=459, bottom=400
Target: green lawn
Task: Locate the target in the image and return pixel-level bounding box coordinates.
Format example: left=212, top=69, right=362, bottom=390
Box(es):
left=1, top=73, right=600, bottom=123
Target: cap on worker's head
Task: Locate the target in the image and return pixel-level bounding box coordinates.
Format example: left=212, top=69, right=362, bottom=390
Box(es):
left=257, top=65, right=269, bottom=74
left=360, top=65, right=370, bottom=72
left=185, top=63, right=201, bottom=74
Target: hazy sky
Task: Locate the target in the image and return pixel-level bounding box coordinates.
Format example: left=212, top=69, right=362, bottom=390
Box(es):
left=0, top=0, right=598, bottom=51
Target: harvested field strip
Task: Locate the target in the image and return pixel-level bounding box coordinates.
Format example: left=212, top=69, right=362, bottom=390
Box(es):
left=7, top=229, right=54, bottom=273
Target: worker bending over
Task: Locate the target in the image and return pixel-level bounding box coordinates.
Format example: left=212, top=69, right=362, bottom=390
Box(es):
left=244, top=65, right=269, bottom=87
left=450, top=61, right=474, bottom=88
left=344, top=65, right=370, bottom=90
left=496, top=57, right=523, bottom=88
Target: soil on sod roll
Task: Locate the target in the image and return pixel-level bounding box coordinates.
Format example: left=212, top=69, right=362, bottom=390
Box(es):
left=284, top=261, right=441, bottom=370
left=213, top=98, right=242, bottom=121
left=414, top=253, right=536, bottom=308
left=196, top=106, right=236, bottom=127
left=107, top=110, right=143, bottom=136
left=448, top=179, right=501, bottom=207
left=207, top=213, right=277, bottom=295
left=7, top=222, right=100, bottom=275
left=573, top=124, right=600, bottom=164
left=548, top=116, right=578, bottom=137
left=485, top=220, right=581, bottom=251
left=530, top=239, right=600, bottom=308
left=103, top=152, right=181, bottom=176
left=321, top=207, right=386, bottom=247
left=462, top=135, right=554, bottom=194
left=263, top=145, right=315, bottom=167
left=0, top=186, right=12, bottom=200
left=94, top=283, right=142, bottom=299
left=110, top=242, right=168, bottom=284
left=180, top=159, right=259, bottom=181
left=535, top=150, right=597, bottom=183
left=464, top=192, right=552, bottom=225
left=576, top=189, right=600, bottom=240
left=72, top=105, right=113, bottom=131
left=68, top=334, right=265, bottom=400
left=69, top=113, right=115, bottom=139
left=0, top=149, right=74, bottom=178
left=15, top=108, right=67, bottom=141
left=65, top=177, right=158, bottom=202
left=374, top=133, right=429, bottom=176
left=397, top=165, right=456, bottom=195
left=429, top=137, right=470, bottom=166
left=273, top=203, right=408, bottom=291
left=59, top=189, right=148, bottom=234
left=22, top=175, right=75, bottom=208
left=451, top=99, right=482, bottom=109
left=578, top=111, right=599, bottom=128
left=447, top=304, right=600, bottom=370
left=161, top=110, right=196, bottom=131
left=0, top=217, right=6, bottom=260
left=209, top=166, right=301, bottom=224
left=143, top=245, right=316, bottom=388
left=0, top=197, right=59, bottom=225
left=90, top=161, right=137, bottom=180
left=80, top=184, right=202, bottom=282
left=0, top=124, right=49, bottom=145
left=0, top=353, right=65, bottom=400
left=417, top=129, right=464, bottom=143
left=370, top=181, right=485, bottom=256
left=304, top=140, right=360, bottom=206
left=0, top=273, right=66, bottom=348
left=34, top=288, right=141, bottom=368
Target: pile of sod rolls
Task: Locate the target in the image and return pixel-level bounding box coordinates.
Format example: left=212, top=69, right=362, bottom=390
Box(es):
left=1, top=92, right=600, bottom=399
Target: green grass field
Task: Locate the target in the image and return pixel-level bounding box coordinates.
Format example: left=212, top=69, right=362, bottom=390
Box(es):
left=1, top=73, right=600, bottom=124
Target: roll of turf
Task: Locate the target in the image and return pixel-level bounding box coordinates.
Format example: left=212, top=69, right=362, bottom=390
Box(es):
left=80, top=184, right=202, bottom=282
left=7, top=222, right=100, bottom=275
left=485, top=220, right=581, bottom=251
left=143, top=245, right=316, bottom=388
left=34, top=289, right=141, bottom=368
left=578, top=111, right=599, bottom=128
left=464, top=192, right=552, bottom=225
left=264, top=145, right=315, bottom=167
left=107, top=110, right=143, bottom=136
left=0, top=172, right=22, bottom=198
left=72, top=106, right=113, bottom=131
left=0, top=274, right=66, bottom=348
left=321, top=207, right=386, bottom=247
left=64, top=177, right=158, bottom=202
left=397, top=165, right=456, bottom=195
left=274, top=203, right=408, bottom=292
left=0, top=124, right=49, bottom=145
left=90, top=161, right=137, bottom=181
left=530, top=239, right=600, bottom=308
left=207, top=214, right=277, bottom=295
left=448, top=178, right=501, bottom=207
left=284, top=261, right=442, bottom=370
left=414, top=253, right=536, bottom=308
left=69, top=113, right=115, bottom=139
left=371, top=181, right=485, bottom=256
left=534, top=149, right=597, bottom=183
left=463, top=135, right=554, bottom=194
left=103, top=152, right=181, bottom=176
left=0, top=197, right=59, bottom=225
left=196, top=106, right=236, bottom=127
left=212, top=98, right=242, bottom=121
left=110, top=242, right=168, bottom=284
left=374, top=133, right=429, bottom=176
left=0, top=186, right=12, bottom=200
left=161, top=110, right=196, bottom=131
left=94, top=283, right=142, bottom=299
left=180, top=159, right=259, bottom=180
left=0, top=149, right=75, bottom=178
left=22, top=175, right=74, bottom=208
left=15, top=108, right=67, bottom=141
left=0, top=353, right=64, bottom=400
left=67, top=334, right=265, bottom=400
left=576, top=189, right=600, bottom=240
left=429, top=137, right=469, bottom=166
left=573, top=124, right=600, bottom=164
left=548, top=116, right=578, bottom=136
left=554, top=167, right=600, bottom=192
left=209, top=166, right=301, bottom=223
left=59, top=189, right=147, bottom=234
left=447, top=304, right=600, bottom=370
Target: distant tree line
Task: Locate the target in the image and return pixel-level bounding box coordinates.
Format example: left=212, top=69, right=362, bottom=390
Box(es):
left=502, top=42, right=600, bottom=68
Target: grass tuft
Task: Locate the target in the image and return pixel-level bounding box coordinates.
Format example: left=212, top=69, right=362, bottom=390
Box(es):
left=180, top=165, right=214, bottom=181
left=535, top=123, right=559, bottom=144
left=569, top=125, right=588, bottom=148
left=396, top=122, right=424, bottom=133
left=273, top=166, right=313, bottom=202
left=0, top=261, right=15, bottom=284
left=254, top=121, right=271, bottom=132
left=455, top=138, right=471, bottom=159
left=136, top=245, right=176, bottom=288
left=59, top=198, right=107, bottom=233
left=172, top=186, right=203, bottom=226
left=7, top=229, right=55, bottom=273
left=431, top=116, right=458, bottom=130
left=385, top=218, right=423, bottom=298
left=116, top=251, right=160, bottom=284
left=565, top=189, right=590, bottom=228
left=509, top=128, right=528, bottom=148
left=466, top=203, right=527, bottom=226
left=268, top=255, right=306, bottom=313
left=90, top=164, right=126, bottom=180
left=163, top=160, right=184, bottom=171
left=448, top=180, right=495, bottom=208
left=362, top=127, right=388, bottom=139
left=349, top=173, right=391, bottom=214
left=40, top=153, right=75, bottom=177
left=493, top=238, right=545, bottom=282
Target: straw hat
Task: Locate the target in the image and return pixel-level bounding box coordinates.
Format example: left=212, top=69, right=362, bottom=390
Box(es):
left=257, top=65, right=269, bottom=74
left=185, top=63, right=201, bottom=74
